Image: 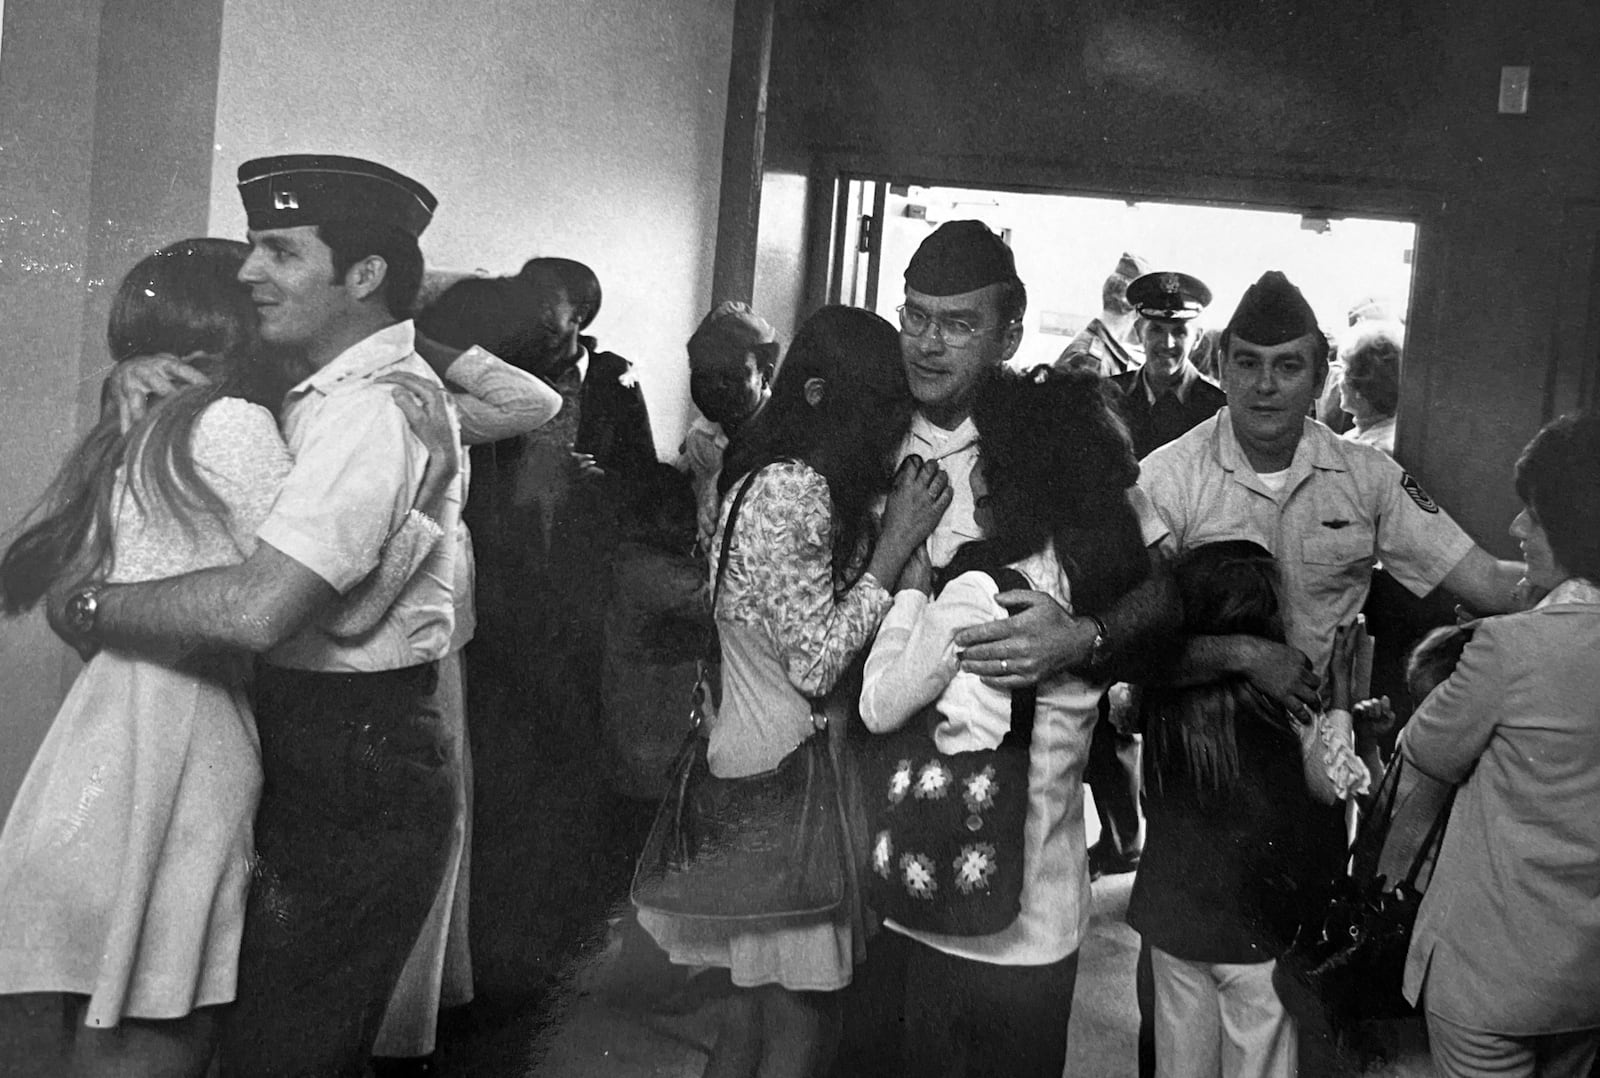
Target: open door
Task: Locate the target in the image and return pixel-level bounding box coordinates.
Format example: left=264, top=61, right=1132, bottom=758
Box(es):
left=830, top=180, right=1418, bottom=377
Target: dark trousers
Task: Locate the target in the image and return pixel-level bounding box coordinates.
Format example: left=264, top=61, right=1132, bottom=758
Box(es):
left=221, top=663, right=455, bottom=1078
left=1085, top=698, right=1144, bottom=859
left=834, top=928, right=1079, bottom=1078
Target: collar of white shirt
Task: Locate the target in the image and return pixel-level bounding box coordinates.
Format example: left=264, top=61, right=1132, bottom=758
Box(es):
left=289, top=320, right=418, bottom=399
left=905, top=411, right=977, bottom=456
left=1211, top=411, right=1350, bottom=497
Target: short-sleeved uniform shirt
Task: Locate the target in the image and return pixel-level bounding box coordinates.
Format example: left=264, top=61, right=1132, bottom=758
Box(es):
left=1138, top=412, right=1473, bottom=677
left=259, top=321, right=463, bottom=673
left=896, top=412, right=1170, bottom=571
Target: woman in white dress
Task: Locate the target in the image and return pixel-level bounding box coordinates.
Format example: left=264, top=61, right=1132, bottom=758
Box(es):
left=0, top=238, right=454, bottom=1077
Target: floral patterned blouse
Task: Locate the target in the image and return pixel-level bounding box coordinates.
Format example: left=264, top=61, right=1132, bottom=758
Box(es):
left=707, top=460, right=892, bottom=776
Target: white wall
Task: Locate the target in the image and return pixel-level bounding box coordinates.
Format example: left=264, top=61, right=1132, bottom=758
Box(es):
left=207, top=0, right=737, bottom=460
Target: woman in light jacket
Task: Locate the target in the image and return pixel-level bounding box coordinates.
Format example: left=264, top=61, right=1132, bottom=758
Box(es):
left=1401, top=411, right=1600, bottom=1078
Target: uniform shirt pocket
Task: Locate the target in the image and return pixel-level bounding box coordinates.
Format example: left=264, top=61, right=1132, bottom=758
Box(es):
left=1301, top=529, right=1375, bottom=596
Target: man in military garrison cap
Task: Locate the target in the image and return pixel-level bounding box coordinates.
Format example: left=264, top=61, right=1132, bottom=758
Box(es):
left=1131, top=270, right=1530, bottom=1075
left=835, top=219, right=1182, bottom=1074
left=55, top=153, right=467, bottom=1077
left=1055, top=250, right=1153, bottom=378
left=891, top=219, right=1175, bottom=692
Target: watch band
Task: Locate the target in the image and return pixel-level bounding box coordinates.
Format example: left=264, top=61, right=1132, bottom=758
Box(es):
left=1084, top=614, right=1109, bottom=666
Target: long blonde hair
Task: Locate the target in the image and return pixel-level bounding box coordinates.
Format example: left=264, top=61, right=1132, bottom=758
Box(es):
left=1, top=238, right=283, bottom=612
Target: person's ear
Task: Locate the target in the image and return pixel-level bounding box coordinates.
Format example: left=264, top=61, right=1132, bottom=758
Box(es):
left=344, top=255, right=389, bottom=302
left=998, top=321, right=1024, bottom=363
left=803, top=377, right=827, bottom=408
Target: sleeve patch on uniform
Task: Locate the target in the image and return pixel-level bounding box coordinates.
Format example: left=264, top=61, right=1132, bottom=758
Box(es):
left=1401, top=472, right=1439, bottom=514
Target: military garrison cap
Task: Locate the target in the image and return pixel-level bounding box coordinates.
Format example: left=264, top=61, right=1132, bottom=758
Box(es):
left=905, top=220, right=1019, bottom=296
left=1112, top=252, right=1153, bottom=284
left=1226, top=270, right=1320, bottom=345
left=1127, top=271, right=1212, bottom=322
left=237, top=154, right=437, bottom=237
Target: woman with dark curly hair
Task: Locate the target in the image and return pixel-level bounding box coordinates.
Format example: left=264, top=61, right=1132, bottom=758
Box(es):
left=1401, top=411, right=1600, bottom=1078
left=640, top=305, right=949, bottom=1078
left=858, top=366, right=1151, bottom=1077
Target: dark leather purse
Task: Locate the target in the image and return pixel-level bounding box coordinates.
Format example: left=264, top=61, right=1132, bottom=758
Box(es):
left=630, top=466, right=848, bottom=925
left=863, top=567, right=1037, bottom=937
left=1273, top=750, right=1455, bottom=1032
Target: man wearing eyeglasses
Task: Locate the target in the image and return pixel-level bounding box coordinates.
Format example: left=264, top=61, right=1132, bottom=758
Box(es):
left=893, top=220, right=1030, bottom=566
left=836, top=219, right=1181, bottom=1074
left=889, top=220, right=1176, bottom=682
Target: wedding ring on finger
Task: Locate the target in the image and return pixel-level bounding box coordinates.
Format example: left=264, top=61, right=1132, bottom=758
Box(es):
left=1001, top=658, right=1009, bottom=673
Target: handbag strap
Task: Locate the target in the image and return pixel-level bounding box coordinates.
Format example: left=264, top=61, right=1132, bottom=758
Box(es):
left=712, top=467, right=766, bottom=618
left=1396, top=756, right=1455, bottom=892
left=710, top=461, right=832, bottom=734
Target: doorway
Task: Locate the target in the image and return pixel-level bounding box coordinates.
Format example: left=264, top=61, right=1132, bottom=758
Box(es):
left=832, top=179, right=1417, bottom=375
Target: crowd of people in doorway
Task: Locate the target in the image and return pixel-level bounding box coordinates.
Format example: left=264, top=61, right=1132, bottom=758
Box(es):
left=0, top=150, right=1596, bottom=1078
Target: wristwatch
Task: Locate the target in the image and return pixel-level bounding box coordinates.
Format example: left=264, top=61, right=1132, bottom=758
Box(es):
left=63, top=584, right=105, bottom=640
left=1083, top=614, right=1110, bottom=668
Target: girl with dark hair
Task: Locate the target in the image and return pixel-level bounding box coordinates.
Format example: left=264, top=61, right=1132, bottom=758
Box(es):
left=1400, top=411, right=1600, bottom=1078
left=858, top=367, right=1152, bottom=1077
left=1130, top=540, right=1364, bottom=1078
left=641, top=305, right=949, bottom=1078
left=0, top=238, right=453, bottom=1077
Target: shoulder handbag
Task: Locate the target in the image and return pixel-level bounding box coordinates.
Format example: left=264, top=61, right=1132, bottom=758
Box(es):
left=1273, top=749, right=1455, bottom=1033
left=863, top=566, right=1038, bottom=937
left=630, top=466, right=848, bottom=925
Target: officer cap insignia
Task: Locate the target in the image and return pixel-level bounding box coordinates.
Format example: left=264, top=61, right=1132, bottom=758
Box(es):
left=1127, top=270, right=1212, bottom=322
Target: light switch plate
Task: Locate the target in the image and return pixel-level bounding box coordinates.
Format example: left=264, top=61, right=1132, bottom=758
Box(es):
left=1499, top=66, right=1531, bottom=114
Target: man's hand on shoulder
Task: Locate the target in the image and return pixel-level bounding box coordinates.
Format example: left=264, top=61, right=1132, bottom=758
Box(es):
left=954, top=590, right=1097, bottom=688
left=380, top=371, right=459, bottom=520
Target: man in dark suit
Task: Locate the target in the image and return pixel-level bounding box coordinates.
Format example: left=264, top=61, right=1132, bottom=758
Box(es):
left=517, top=256, right=656, bottom=479
left=1110, top=270, right=1227, bottom=459
left=459, top=257, right=660, bottom=986
left=461, top=256, right=652, bottom=704
left=1085, top=271, right=1225, bottom=896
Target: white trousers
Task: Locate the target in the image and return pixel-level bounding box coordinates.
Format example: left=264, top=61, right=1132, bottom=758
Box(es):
left=1150, top=945, right=1297, bottom=1078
